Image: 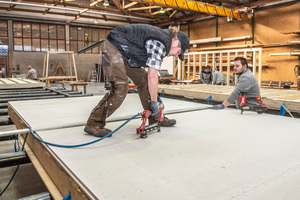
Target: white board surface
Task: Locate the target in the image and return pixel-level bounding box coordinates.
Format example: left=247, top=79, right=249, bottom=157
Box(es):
left=9, top=94, right=300, bottom=200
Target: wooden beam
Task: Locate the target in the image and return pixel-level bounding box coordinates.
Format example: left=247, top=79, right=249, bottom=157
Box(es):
left=152, top=7, right=172, bottom=15
left=169, top=10, right=177, bottom=18
left=124, top=2, right=138, bottom=9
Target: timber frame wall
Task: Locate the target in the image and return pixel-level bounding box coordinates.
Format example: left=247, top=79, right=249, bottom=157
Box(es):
left=177, top=48, right=262, bottom=86
left=180, top=3, right=300, bottom=84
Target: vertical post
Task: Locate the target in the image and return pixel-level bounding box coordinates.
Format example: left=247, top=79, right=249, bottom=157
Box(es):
left=205, top=53, right=208, bottom=66
left=65, top=24, right=70, bottom=51
left=187, top=55, right=190, bottom=80
left=181, top=58, right=185, bottom=80
left=46, top=52, right=49, bottom=78
left=69, top=53, right=72, bottom=76
left=258, top=49, right=262, bottom=87
left=199, top=54, right=202, bottom=73
left=212, top=53, right=216, bottom=71
left=227, top=52, right=230, bottom=86
left=178, top=58, right=181, bottom=80
left=252, top=51, right=256, bottom=77
left=193, top=54, right=196, bottom=80
left=220, top=53, right=223, bottom=73
left=43, top=53, right=46, bottom=77
left=72, top=52, right=78, bottom=81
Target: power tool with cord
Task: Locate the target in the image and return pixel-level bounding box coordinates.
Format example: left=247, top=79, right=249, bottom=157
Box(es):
left=239, top=92, right=267, bottom=114
left=136, top=101, right=164, bottom=139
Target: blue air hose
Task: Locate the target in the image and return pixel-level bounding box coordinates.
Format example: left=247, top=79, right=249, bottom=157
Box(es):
left=29, top=113, right=140, bottom=148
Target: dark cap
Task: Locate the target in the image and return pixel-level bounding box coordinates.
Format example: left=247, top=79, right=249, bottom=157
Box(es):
left=177, top=31, right=190, bottom=61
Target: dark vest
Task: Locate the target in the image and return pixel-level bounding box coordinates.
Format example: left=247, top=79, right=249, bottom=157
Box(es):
left=107, top=24, right=172, bottom=68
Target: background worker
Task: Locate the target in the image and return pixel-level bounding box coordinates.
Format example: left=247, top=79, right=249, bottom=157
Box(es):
left=212, top=67, right=225, bottom=85
left=84, top=24, right=190, bottom=137
left=213, top=57, right=261, bottom=109
left=200, top=66, right=212, bottom=84
left=26, top=66, right=38, bottom=80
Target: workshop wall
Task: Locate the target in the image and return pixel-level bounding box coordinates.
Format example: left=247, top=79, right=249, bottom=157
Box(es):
left=184, top=3, right=300, bottom=84
left=255, top=4, right=300, bottom=82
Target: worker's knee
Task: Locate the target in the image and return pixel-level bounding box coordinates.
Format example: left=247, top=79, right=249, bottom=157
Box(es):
left=112, top=81, right=129, bottom=98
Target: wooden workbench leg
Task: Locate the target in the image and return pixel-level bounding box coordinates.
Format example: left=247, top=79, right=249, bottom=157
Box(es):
left=83, top=85, right=86, bottom=94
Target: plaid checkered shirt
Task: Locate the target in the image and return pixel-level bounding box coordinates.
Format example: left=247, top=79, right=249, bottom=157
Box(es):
left=145, top=40, right=166, bottom=71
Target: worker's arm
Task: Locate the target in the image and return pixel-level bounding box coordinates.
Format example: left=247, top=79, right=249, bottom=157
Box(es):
left=148, top=67, right=160, bottom=118
left=144, top=39, right=166, bottom=118
left=148, top=67, right=158, bottom=102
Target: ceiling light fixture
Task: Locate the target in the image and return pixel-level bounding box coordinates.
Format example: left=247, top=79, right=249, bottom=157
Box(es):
left=160, top=7, right=165, bottom=14
left=103, top=0, right=109, bottom=7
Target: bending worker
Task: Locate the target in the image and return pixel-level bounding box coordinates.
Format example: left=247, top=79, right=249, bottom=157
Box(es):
left=213, top=57, right=262, bottom=109
left=84, top=24, right=190, bottom=137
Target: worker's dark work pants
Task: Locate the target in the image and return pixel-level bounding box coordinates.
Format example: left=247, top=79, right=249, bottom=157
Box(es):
left=86, top=40, right=152, bottom=127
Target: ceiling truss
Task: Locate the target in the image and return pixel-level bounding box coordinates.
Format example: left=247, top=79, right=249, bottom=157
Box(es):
left=0, top=0, right=298, bottom=27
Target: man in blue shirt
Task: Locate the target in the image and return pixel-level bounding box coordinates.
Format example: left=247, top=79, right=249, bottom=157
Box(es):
left=85, top=24, right=190, bottom=137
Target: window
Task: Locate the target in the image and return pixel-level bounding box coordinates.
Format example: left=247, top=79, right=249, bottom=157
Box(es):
left=13, top=22, right=65, bottom=52
left=70, top=26, right=110, bottom=54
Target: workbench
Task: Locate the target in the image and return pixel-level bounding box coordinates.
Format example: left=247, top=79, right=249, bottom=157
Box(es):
left=60, top=81, right=89, bottom=94
left=8, top=94, right=300, bottom=199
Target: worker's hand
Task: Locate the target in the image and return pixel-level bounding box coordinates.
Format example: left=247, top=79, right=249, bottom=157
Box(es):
left=212, top=104, right=225, bottom=110
left=151, top=101, right=160, bottom=119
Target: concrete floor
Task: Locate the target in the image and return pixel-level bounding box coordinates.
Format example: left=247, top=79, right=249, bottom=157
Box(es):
left=7, top=93, right=300, bottom=200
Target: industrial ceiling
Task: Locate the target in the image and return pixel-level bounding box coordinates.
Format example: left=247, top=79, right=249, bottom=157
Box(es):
left=0, top=0, right=298, bottom=28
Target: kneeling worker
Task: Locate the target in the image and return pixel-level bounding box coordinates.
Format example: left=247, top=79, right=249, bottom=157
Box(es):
left=84, top=24, right=190, bottom=137
left=213, top=57, right=265, bottom=111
